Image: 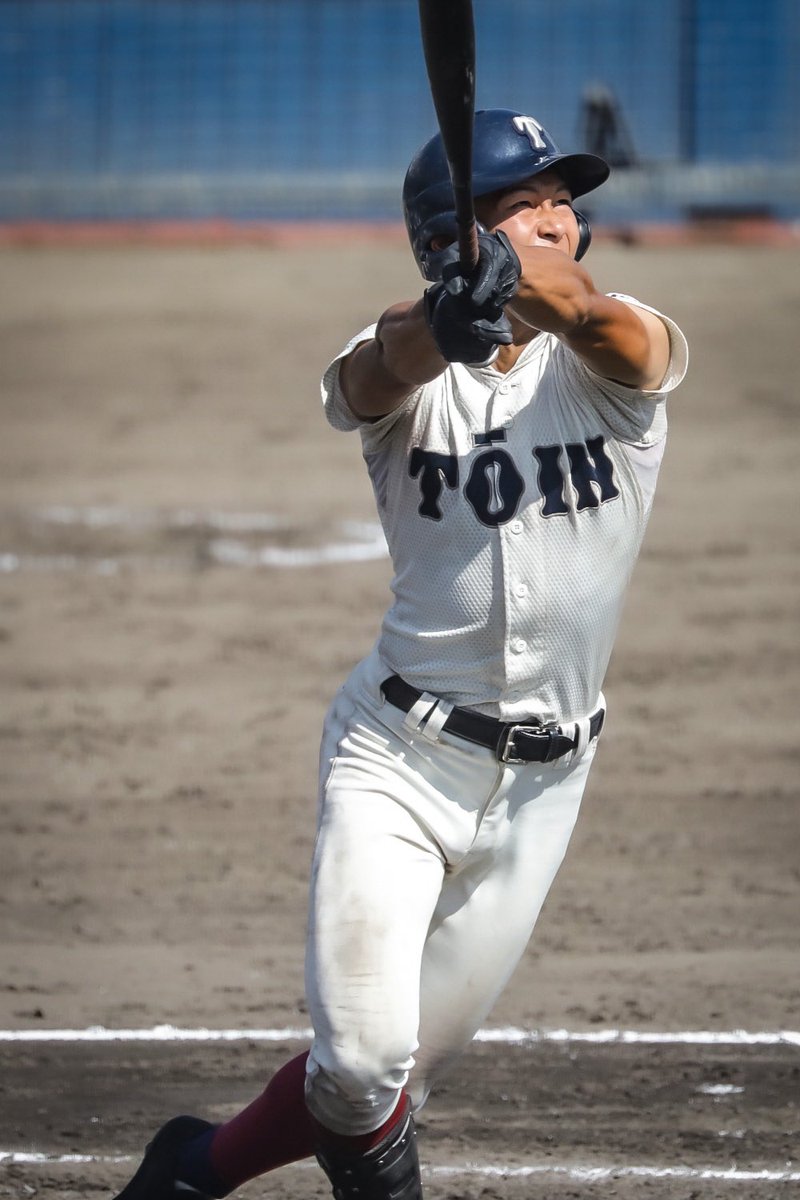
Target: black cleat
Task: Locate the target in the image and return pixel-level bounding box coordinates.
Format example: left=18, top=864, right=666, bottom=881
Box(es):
left=113, top=1115, right=217, bottom=1199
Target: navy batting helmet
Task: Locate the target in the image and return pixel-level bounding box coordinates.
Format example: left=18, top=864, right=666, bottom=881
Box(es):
left=403, top=110, right=610, bottom=280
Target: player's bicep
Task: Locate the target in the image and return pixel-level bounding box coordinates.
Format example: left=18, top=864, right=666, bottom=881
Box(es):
left=561, top=295, right=671, bottom=391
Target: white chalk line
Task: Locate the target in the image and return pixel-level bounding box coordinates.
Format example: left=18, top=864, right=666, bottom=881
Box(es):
left=1, top=506, right=389, bottom=571
left=34, top=505, right=288, bottom=532
left=0, top=1151, right=798, bottom=1183
left=0, top=1024, right=798, bottom=1046
left=0, top=1152, right=130, bottom=1166
left=4, top=1021, right=795, bottom=1184
left=0, top=552, right=183, bottom=575
left=434, top=1164, right=800, bottom=1183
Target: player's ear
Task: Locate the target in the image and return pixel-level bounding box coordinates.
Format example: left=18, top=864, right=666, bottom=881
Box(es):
left=421, top=218, right=490, bottom=281
left=429, top=221, right=489, bottom=255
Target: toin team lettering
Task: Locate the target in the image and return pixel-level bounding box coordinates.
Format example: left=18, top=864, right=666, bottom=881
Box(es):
left=409, top=436, right=620, bottom=525
left=535, top=436, right=620, bottom=516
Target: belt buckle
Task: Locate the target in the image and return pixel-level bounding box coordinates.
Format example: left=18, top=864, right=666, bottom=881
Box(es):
left=499, top=722, right=544, bottom=763
left=499, top=722, right=570, bottom=764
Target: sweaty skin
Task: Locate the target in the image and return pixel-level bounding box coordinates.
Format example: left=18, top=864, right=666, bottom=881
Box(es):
left=340, top=169, right=670, bottom=421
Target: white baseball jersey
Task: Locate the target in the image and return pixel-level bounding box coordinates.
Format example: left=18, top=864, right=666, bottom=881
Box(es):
left=322, top=295, right=687, bottom=725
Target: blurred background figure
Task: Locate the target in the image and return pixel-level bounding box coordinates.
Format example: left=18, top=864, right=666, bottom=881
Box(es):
left=579, top=85, right=638, bottom=168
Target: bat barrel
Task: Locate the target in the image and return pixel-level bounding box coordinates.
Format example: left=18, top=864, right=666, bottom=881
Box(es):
left=417, top=0, right=479, bottom=272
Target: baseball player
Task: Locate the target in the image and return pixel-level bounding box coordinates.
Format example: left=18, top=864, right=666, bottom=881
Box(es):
left=112, top=110, right=687, bottom=1200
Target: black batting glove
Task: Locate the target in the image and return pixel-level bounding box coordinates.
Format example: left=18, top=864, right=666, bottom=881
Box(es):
left=424, top=230, right=521, bottom=365
left=448, top=229, right=522, bottom=309
left=425, top=287, right=513, bottom=365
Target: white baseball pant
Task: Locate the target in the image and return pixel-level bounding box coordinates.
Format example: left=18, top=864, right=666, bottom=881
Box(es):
left=304, top=647, right=600, bottom=1135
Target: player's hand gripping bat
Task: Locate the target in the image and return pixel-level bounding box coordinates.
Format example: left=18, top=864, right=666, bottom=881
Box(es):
left=417, top=0, right=480, bottom=272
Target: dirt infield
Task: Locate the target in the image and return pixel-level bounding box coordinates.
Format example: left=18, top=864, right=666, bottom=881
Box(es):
left=1, top=241, right=799, bottom=1197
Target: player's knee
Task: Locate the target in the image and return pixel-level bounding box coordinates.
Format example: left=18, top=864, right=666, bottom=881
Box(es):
left=306, top=1037, right=416, bottom=1134
left=311, top=1037, right=414, bottom=1099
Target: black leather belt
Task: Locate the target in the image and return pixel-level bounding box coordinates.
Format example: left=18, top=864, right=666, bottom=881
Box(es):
left=380, top=675, right=604, bottom=764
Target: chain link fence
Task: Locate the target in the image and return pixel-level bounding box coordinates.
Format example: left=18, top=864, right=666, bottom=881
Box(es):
left=1, top=0, right=798, bottom=223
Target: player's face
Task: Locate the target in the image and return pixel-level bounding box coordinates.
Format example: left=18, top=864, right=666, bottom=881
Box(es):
left=475, top=171, right=579, bottom=257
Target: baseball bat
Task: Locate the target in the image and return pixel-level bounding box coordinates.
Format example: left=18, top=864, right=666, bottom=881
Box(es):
left=417, top=0, right=479, bottom=271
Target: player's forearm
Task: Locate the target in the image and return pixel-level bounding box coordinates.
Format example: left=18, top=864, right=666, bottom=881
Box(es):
left=508, top=248, right=664, bottom=388
left=341, top=299, right=447, bottom=419
left=375, top=299, right=449, bottom=388
left=506, top=246, right=597, bottom=335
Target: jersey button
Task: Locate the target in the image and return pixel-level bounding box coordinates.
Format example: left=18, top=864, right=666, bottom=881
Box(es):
left=498, top=382, right=510, bottom=395
left=511, top=638, right=527, bottom=654
left=514, top=583, right=528, bottom=598
left=510, top=520, right=523, bottom=534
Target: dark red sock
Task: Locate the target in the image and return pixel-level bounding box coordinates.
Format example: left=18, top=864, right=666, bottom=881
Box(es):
left=209, top=1050, right=314, bottom=1190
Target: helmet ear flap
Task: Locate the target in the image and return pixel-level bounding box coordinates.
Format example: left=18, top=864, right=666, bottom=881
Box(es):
left=574, top=208, right=592, bottom=261
left=419, top=216, right=490, bottom=281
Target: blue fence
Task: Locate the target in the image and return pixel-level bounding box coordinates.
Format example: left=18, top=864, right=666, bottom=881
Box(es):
left=1, top=0, right=798, bottom=222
